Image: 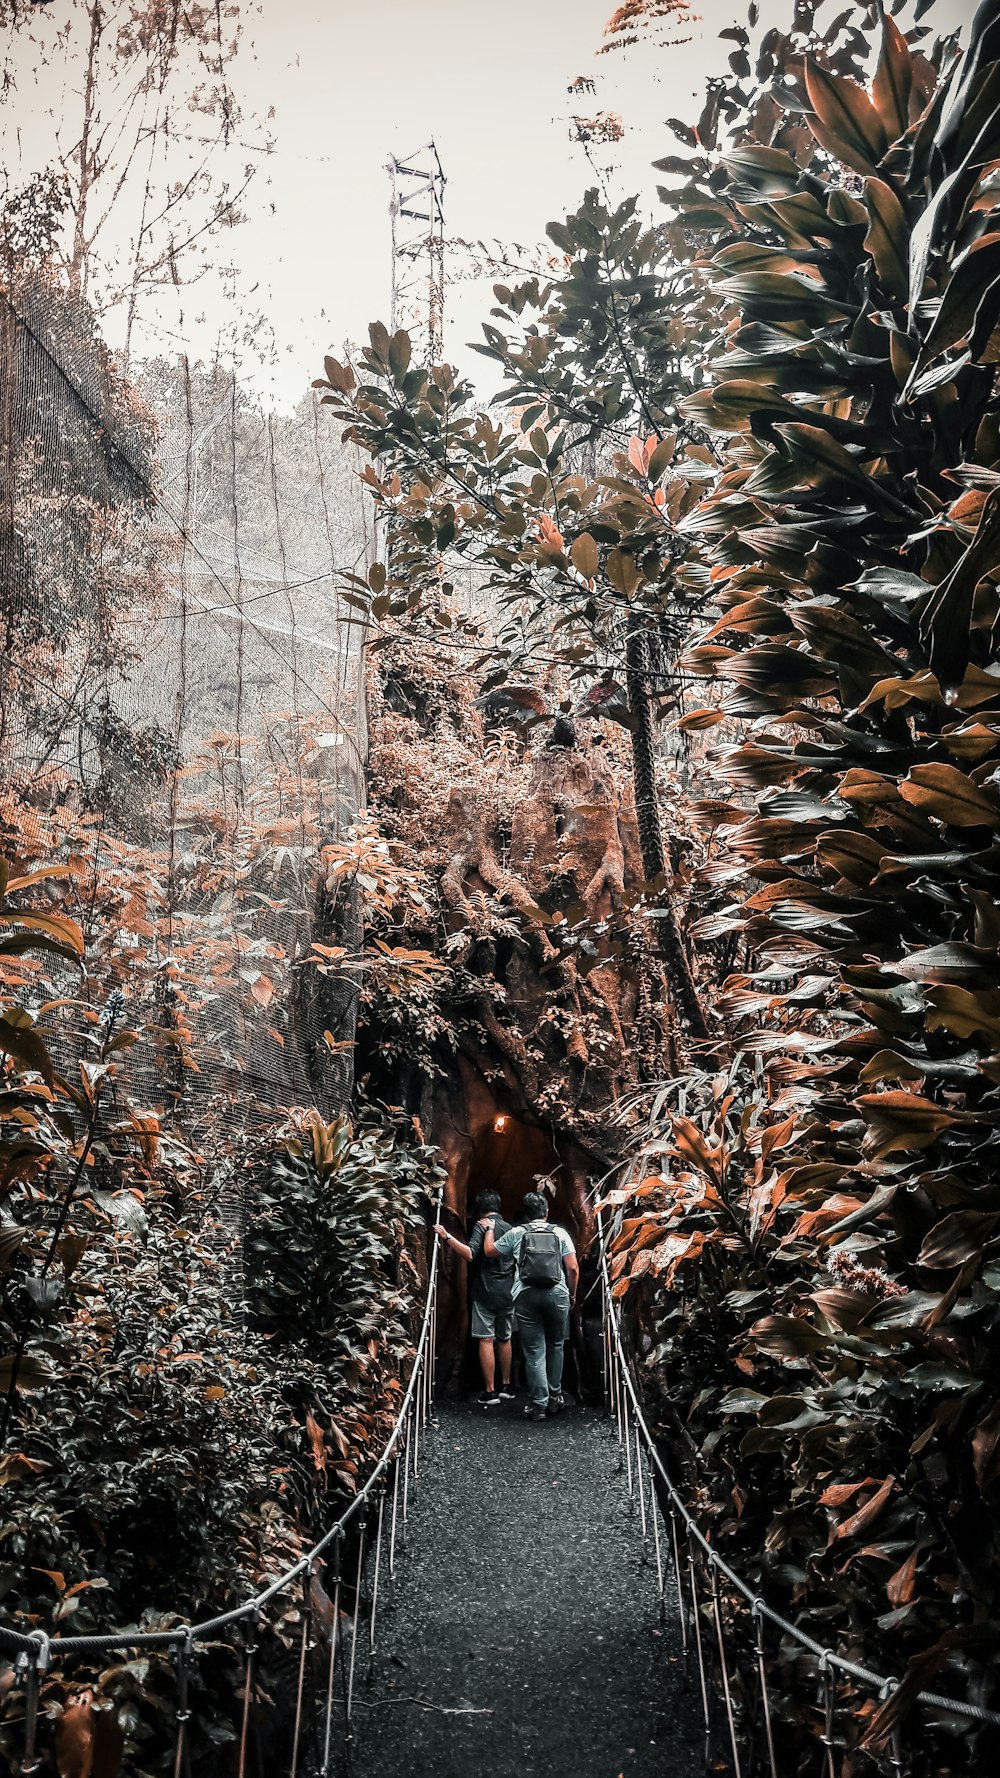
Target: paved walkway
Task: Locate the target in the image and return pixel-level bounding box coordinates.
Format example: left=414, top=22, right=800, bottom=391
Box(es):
left=352, top=1399, right=701, bottom=1778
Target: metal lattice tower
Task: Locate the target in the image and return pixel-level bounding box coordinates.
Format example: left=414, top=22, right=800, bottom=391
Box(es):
left=388, top=141, right=446, bottom=363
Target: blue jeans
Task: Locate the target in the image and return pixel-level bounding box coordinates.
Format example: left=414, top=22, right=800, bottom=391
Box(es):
left=515, top=1286, right=570, bottom=1407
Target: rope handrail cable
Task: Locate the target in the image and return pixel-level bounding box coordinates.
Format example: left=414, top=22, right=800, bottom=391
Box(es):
left=0, top=1185, right=443, bottom=1660
left=596, top=1205, right=1000, bottom=1731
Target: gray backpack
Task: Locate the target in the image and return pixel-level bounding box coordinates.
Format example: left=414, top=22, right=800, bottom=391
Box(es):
left=518, top=1224, right=563, bottom=1289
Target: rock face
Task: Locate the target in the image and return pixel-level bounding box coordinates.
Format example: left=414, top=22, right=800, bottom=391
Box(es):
left=360, top=641, right=670, bottom=1379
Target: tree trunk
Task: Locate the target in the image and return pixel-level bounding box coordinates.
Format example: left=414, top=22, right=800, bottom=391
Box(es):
left=625, top=617, right=709, bottom=1041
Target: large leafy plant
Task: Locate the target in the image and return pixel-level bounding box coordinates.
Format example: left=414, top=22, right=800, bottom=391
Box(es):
left=0, top=852, right=441, bottom=1775
left=609, top=3, right=1000, bottom=1770
left=313, top=169, right=738, bottom=1043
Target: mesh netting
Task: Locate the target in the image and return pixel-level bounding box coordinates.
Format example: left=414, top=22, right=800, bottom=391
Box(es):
left=0, top=265, right=370, bottom=1167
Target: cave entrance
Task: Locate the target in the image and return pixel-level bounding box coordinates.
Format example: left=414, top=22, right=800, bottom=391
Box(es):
left=433, top=1093, right=579, bottom=1393
left=467, top=1113, right=565, bottom=1227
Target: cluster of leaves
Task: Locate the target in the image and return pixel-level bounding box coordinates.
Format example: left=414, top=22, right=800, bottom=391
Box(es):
left=0, top=721, right=352, bottom=1095
left=315, top=180, right=727, bottom=1035
left=605, top=3, right=1000, bottom=1770
left=352, top=631, right=679, bottom=1167
left=247, top=1104, right=440, bottom=1466
left=0, top=857, right=441, bottom=1775
left=315, top=0, right=1000, bottom=1765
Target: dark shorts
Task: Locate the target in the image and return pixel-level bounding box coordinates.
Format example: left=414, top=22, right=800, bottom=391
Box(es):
left=470, top=1297, right=513, bottom=1341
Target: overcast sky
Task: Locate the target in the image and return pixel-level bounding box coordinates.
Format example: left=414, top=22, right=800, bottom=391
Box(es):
left=11, top=0, right=979, bottom=405
left=235, top=0, right=704, bottom=396
left=225, top=0, right=978, bottom=402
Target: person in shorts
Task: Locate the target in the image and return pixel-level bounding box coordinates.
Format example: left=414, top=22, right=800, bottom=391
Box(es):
left=484, top=1190, right=578, bottom=1421
left=435, top=1191, right=516, bottom=1406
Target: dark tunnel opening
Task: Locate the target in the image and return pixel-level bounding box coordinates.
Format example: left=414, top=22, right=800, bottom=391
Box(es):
left=431, top=1092, right=598, bottom=1397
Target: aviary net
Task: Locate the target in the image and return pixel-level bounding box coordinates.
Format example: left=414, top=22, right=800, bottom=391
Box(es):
left=0, top=267, right=371, bottom=1160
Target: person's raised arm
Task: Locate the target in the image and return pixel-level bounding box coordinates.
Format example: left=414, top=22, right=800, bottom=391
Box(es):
left=564, top=1250, right=579, bottom=1308
left=482, top=1216, right=498, bottom=1256
left=434, top=1223, right=474, bottom=1263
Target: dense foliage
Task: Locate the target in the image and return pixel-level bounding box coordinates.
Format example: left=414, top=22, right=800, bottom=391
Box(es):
left=605, top=5, right=1000, bottom=1773
left=0, top=854, right=441, bottom=1773
left=320, top=0, right=1000, bottom=1769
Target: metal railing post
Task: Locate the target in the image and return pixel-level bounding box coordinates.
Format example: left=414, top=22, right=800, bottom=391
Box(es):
left=346, top=1512, right=367, bottom=1723
left=172, top=1631, right=193, bottom=1778
left=669, top=1509, right=688, bottom=1655
left=401, top=1414, right=412, bottom=1544
left=711, top=1563, right=742, bottom=1778
left=648, top=1453, right=665, bottom=1617
left=752, top=1603, right=778, bottom=1778
left=19, top=1631, right=48, bottom=1778
left=289, top=1563, right=313, bottom=1778
left=320, top=1533, right=343, bottom=1778
left=237, top=1611, right=259, bottom=1778
left=389, top=1444, right=402, bottom=1578
left=634, top=1422, right=647, bottom=1537
left=367, top=1486, right=387, bottom=1681
left=819, top=1653, right=836, bottom=1778
left=687, top=1536, right=712, bottom=1743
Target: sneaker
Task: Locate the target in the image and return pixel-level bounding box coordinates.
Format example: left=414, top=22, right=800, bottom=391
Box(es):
left=546, top=1393, right=565, bottom=1416
left=523, top=1402, right=547, bottom=1422
left=478, top=1388, right=501, bottom=1407
left=497, top=1382, right=516, bottom=1401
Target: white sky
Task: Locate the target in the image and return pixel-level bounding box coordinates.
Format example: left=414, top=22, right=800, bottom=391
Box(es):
left=207, top=0, right=978, bottom=402
left=8, top=0, right=979, bottom=405
left=239, top=0, right=712, bottom=397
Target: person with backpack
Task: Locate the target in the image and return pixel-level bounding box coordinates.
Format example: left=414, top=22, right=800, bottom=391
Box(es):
left=435, top=1191, right=517, bottom=1406
left=483, top=1190, right=579, bottom=1421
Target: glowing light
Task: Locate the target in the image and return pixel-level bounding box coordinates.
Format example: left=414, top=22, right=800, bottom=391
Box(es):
left=493, top=1115, right=509, bottom=1134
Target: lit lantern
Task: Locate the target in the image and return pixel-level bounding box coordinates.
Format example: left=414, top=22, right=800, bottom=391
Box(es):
left=493, top=1114, right=509, bottom=1134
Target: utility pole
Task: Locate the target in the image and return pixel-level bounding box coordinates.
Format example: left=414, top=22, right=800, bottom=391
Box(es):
left=388, top=141, right=446, bottom=362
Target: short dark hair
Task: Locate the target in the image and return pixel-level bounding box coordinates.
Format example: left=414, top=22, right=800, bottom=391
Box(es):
left=521, top=1190, right=548, bottom=1221
left=473, top=1190, right=501, bottom=1217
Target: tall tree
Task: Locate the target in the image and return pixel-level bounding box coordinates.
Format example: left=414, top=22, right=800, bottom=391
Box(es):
left=0, top=0, right=265, bottom=343
left=315, top=185, right=722, bottom=1041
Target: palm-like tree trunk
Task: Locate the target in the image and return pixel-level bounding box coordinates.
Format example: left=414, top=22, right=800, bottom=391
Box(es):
left=626, top=617, right=708, bottom=1040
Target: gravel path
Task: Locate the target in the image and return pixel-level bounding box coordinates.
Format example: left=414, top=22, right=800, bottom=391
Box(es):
left=349, top=1398, right=703, bottom=1778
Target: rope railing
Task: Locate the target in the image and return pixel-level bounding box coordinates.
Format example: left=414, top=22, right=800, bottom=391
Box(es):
left=596, top=1206, right=1000, bottom=1776
left=1, top=1186, right=443, bottom=1778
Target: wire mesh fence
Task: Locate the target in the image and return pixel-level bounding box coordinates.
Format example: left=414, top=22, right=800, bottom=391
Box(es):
left=1, top=265, right=371, bottom=1136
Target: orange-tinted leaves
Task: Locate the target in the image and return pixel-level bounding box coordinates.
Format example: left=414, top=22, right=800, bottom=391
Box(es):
left=872, top=13, right=913, bottom=139
left=671, top=1114, right=721, bottom=1181
left=899, top=762, right=1000, bottom=828
left=804, top=61, right=888, bottom=177
left=812, top=1287, right=874, bottom=1331
left=857, top=1091, right=956, bottom=1158
left=918, top=486, right=1000, bottom=684
left=924, top=984, right=1000, bottom=1042
left=833, top=1474, right=896, bottom=1541
left=305, top=1412, right=328, bottom=1478
left=650, top=1229, right=707, bottom=1287
left=864, top=178, right=909, bottom=299
left=570, top=532, right=599, bottom=580
left=55, top=1694, right=95, bottom=1778
left=972, top=1397, right=1000, bottom=1491
left=886, top=1546, right=919, bottom=1606
left=750, top=1314, right=826, bottom=1357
